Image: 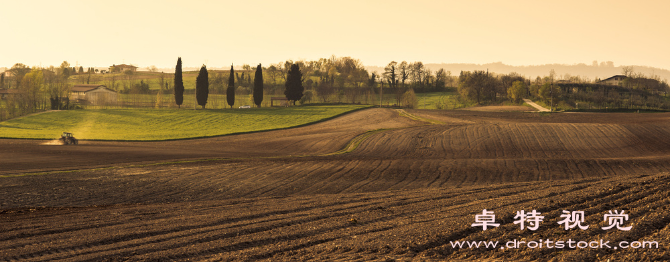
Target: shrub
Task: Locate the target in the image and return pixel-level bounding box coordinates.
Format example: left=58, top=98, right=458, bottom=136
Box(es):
left=401, top=89, right=418, bottom=109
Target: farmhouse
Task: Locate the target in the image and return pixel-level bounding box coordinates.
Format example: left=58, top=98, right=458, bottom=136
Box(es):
left=598, top=75, right=628, bottom=86
left=70, top=84, right=118, bottom=105
left=109, top=64, right=138, bottom=73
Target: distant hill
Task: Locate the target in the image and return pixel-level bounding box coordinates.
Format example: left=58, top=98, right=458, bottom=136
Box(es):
left=365, top=63, right=670, bottom=82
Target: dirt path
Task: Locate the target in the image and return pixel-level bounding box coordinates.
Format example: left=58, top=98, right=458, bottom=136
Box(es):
left=523, top=98, right=551, bottom=112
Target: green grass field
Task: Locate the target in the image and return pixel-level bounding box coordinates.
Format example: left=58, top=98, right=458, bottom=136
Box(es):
left=414, top=91, right=474, bottom=109
left=0, top=105, right=369, bottom=141
left=369, top=91, right=470, bottom=110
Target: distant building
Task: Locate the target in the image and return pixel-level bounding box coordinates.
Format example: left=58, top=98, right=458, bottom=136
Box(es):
left=598, top=75, right=628, bottom=86
left=70, top=84, right=118, bottom=105
left=109, top=64, right=138, bottom=73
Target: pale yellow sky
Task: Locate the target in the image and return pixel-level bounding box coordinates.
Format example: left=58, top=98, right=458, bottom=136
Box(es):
left=1, top=0, right=669, bottom=70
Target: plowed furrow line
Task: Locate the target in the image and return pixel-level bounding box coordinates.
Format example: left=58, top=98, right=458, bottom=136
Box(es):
left=37, top=193, right=450, bottom=260
left=387, top=160, right=417, bottom=191
left=1, top=198, right=399, bottom=261
left=257, top=161, right=331, bottom=196
left=564, top=124, right=588, bottom=158
left=533, top=125, right=553, bottom=158
left=510, top=124, right=535, bottom=159
left=490, top=176, right=667, bottom=238
left=323, top=160, right=368, bottom=194
left=425, top=161, right=443, bottom=188
left=241, top=161, right=307, bottom=197
left=299, top=160, right=360, bottom=194
left=355, top=132, right=391, bottom=156
left=624, top=125, right=665, bottom=154
left=218, top=162, right=276, bottom=190
left=553, top=124, right=572, bottom=158
left=0, top=196, right=403, bottom=254
left=2, top=182, right=564, bottom=260
left=4, top=175, right=642, bottom=261
left=338, top=160, right=388, bottom=194
left=503, top=125, right=521, bottom=158
left=282, top=162, right=346, bottom=195
left=344, top=160, right=388, bottom=192
left=403, top=160, right=428, bottom=189
left=181, top=187, right=586, bottom=259
left=237, top=226, right=396, bottom=261
left=585, top=124, right=618, bottom=157
left=0, top=220, right=127, bottom=243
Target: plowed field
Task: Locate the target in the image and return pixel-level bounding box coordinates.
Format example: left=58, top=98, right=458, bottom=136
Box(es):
left=2, top=108, right=670, bottom=261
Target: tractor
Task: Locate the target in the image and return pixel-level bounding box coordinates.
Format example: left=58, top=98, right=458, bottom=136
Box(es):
left=59, top=132, right=78, bottom=145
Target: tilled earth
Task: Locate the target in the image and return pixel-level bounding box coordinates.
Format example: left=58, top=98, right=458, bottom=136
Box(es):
left=2, top=108, right=670, bottom=261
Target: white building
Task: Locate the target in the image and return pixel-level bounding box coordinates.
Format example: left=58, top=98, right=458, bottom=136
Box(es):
left=70, top=84, right=118, bottom=105
left=598, top=75, right=628, bottom=86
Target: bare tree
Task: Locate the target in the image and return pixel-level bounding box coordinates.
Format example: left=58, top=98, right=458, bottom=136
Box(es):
left=383, top=61, right=398, bottom=88
left=399, top=61, right=409, bottom=89
left=621, top=66, right=634, bottom=77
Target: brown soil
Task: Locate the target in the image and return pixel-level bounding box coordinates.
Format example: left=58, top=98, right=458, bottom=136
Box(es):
left=2, top=108, right=670, bottom=261
left=459, top=105, right=536, bottom=112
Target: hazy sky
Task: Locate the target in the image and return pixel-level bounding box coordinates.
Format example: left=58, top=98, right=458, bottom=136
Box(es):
left=2, top=0, right=669, bottom=70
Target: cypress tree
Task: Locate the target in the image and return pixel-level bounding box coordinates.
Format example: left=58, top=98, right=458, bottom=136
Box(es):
left=1, top=73, right=4, bottom=89
left=196, top=65, right=209, bottom=109
left=284, top=64, right=303, bottom=105
left=253, top=64, right=263, bottom=107
left=174, top=57, right=184, bottom=108
left=227, top=65, right=235, bottom=108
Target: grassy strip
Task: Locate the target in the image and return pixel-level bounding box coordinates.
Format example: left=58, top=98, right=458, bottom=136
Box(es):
left=322, top=129, right=389, bottom=156
left=0, top=105, right=369, bottom=141
left=325, top=108, right=444, bottom=156
left=414, top=91, right=473, bottom=110
left=395, top=109, right=444, bottom=125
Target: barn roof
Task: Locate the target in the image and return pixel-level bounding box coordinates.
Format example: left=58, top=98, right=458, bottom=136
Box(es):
left=72, top=84, right=115, bottom=93
left=600, top=75, right=628, bottom=82
left=111, top=64, right=138, bottom=69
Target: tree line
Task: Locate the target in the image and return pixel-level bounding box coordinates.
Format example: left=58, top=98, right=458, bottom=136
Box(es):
left=0, top=62, right=76, bottom=120
left=1, top=55, right=458, bottom=114
left=456, top=68, right=670, bottom=111
left=3, top=56, right=669, bottom=120
left=173, top=57, right=300, bottom=109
